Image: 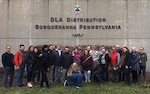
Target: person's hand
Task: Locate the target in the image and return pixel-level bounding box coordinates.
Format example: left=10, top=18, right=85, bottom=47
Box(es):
left=39, top=54, right=43, bottom=57
left=125, top=66, right=128, bottom=69
left=15, top=67, right=19, bottom=70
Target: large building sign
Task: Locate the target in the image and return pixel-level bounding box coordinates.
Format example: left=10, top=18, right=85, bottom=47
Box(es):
left=35, top=17, right=121, bottom=30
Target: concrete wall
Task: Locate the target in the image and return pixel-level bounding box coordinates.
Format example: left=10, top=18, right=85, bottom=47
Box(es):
left=0, top=0, right=150, bottom=70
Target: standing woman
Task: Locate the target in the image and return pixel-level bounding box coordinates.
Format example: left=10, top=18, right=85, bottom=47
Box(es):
left=26, top=46, right=34, bottom=88
left=122, top=47, right=132, bottom=86
left=81, top=50, right=93, bottom=82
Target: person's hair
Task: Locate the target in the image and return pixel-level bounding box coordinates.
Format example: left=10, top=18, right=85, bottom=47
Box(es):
left=49, top=44, right=53, bottom=47
left=42, top=45, right=48, bottom=51
left=28, top=46, right=34, bottom=51
left=83, top=49, right=89, bottom=56
left=20, top=44, right=24, bottom=48
left=6, top=45, right=11, bottom=48
left=123, top=46, right=130, bottom=53
left=34, top=46, right=38, bottom=49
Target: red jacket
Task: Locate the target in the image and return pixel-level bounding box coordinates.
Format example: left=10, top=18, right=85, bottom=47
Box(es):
left=110, top=51, right=119, bottom=66
left=14, top=51, right=23, bottom=68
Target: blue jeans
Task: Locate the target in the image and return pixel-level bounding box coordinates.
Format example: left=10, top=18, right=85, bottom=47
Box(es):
left=68, top=73, right=83, bottom=87
left=84, top=70, right=91, bottom=82
left=60, top=68, right=67, bottom=83
left=139, top=66, right=146, bottom=75
left=17, top=64, right=25, bottom=87
left=4, top=66, right=14, bottom=87
left=54, top=66, right=61, bottom=82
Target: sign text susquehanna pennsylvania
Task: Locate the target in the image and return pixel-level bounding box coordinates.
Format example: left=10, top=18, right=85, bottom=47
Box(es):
left=35, top=17, right=121, bottom=30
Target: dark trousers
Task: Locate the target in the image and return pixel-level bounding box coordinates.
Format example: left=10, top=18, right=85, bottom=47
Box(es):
left=27, top=71, right=33, bottom=82
left=101, top=64, right=109, bottom=81
left=125, top=73, right=130, bottom=85
left=40, top=69, right=49, bottom=87
left=32, top=70, right=40, bottom=82
left=4, top=66, right=14, bottom=87
left=17, top=64, right=25, bottom=87
left=132, top=70, right=139, bottom=83
left=93, top=73, right=104, bottom=84
left=113, top=70, right=119, bottom=82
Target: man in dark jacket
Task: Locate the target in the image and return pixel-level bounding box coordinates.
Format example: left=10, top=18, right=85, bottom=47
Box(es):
left=54, top=44, right=63, bottom=82
left=40, top=45, right=50, bottom=88
left=61, top=47, right=74, bottom=83
left=2, top=45, right=14, bottom=88
left=99, top=48, right=110, bottom=81
left=47, top=44, right=55, bottom=82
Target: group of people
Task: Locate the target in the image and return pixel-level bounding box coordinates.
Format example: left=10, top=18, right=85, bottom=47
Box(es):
left=1, top=44, right=147, bottom=89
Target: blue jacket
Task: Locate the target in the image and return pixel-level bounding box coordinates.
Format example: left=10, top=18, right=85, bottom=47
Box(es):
left=132, top=52, right=140, bottom=71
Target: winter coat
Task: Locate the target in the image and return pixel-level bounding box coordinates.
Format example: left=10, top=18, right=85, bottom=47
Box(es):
left=123, top=53, right=132, bottom=73
left=48, top=50, right=55, bottom=66
left=26, top=51, right=34, bottom=71
left=132, top=52, right=140, bottom=71
left=2, top=52, right=14, bottom=68
left=54, top=50, right=63, bottom=66
left=61, top=52, right=74, bottom=70
left=99, top=53, right=110, bottom=67
left=80, top=55, right=93, bottom=71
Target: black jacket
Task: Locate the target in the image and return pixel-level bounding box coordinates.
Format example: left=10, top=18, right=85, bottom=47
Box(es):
left=2, top=52, right=14, bottom=68
left=48, top=50, right=55, bottom=66
left=54, top=50, right=63, bottom=66
left=61, top=52, right=74, bottom=69
left=26, top=51, right=34, bottom=71
left=99, top=53, right=110, bottom=67
left=123, top=53, right=132, bottom=73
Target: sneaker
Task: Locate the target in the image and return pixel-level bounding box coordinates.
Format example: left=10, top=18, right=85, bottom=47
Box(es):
left=64, top=80, right=68, bottom=87
left=27, top=82, right=33, bottom=88
left=76, top=86, right=81, bottom=89
left=88, top=80, right=91, bottom=83
left=85, top=80, right=87, bottom=82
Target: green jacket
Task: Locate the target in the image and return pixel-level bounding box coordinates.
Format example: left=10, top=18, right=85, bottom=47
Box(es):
left=140, top=52, right=147, bottom=66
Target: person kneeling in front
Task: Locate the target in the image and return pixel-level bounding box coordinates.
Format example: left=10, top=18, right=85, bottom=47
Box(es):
left=64, top=63, right=83, bottom=89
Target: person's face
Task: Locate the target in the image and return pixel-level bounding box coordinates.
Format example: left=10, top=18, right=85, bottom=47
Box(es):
left=20, top=46, right=25, bottom=51
left=74, top=49, right=78, bottom=53
left=49, top=46, right=53, bottom=50
left=132, top=48, right=136, bottom=53
left=30, top=47, right=34, bottom=52
left=34, top=48, right=38, bottom=53
left=139, top=48, right=144, bottom=53
left=101, top=49, right=106, bottom=54
left=65, top=48, right=69, bottom=53
left=44, top=47, right=48, bottom=51
left=112, top=47, right=116, bottom=52
left=123, top=48, right=127, bottom=53
left=85, top=50, right=89, bottom=55
left=57, top=45, right=61, bottom=50
left=6, top=46, right=11, bottom=52
left=86, top=46, right=91, bottom=51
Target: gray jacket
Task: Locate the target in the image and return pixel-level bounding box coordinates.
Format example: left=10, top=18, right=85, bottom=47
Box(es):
left=132, top=52, right=140, bottom=71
